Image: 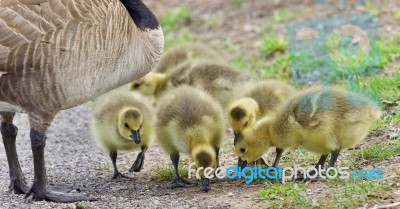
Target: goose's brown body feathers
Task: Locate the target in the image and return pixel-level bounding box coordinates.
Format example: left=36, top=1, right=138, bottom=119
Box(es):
left=0, top=0, right=163, bottom=202
left=0, top=0, right=163, bottom=122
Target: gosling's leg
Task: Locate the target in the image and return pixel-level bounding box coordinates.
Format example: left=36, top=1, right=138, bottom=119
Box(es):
left=238, top=158, right=247, bottom=169
left=272, top=148, right=284, bottom=168
left=328, top=151, right=340, bottom=167
left=109, top=150, right=130, bottom=181
left=129, top=146, right=148, bottom=172
left=1, top=115, right=29, bottom=194
left=200, top=146, right=216, bottom=192
left=25, top=128, right=96, bottom=202
left=169, top=153, right=197, bottom=188
left=297, top=154, right=328, bottom=181
left=215, top=147, right=220, bottom=169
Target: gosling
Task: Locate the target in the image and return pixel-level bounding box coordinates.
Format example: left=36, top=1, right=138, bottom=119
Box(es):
left=228, top=80, right=296, bottom=168
left=155, top=86, right=225, bottom=192
left=227, top=80, right=296, bottom=144
left=128, top=43, right=223, bottom=102
left=169, top=60, right=255, bottom=108
left=90, top=91, right=154, bottom=180
left=235, top=86, right=382, bottom=177
left=151, top=42, right=224, bottom=74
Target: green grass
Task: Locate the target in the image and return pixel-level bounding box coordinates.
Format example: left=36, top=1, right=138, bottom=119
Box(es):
left=259, top=182, right=312, bottom=208
left=394, top=11, right=400, bottom=20
left=371, top=106, right=400, bottom=131
left=351, top=138, right=400, bottom=164
left=153, top=164, right=189, bottom=181
left=320, top=178, right=392, bottom=208
left=364, top=0, right=378, bottom=15
left=349, top=71, right=400, bottom=101
left=230, top=32, right=291, bottom=80
left=258, top=177, right=392, bottom=208
left=260, top=33, right=288, bottom=58
left=160, top=6, right=193, bottom=49
left=233, top=0, right=245, bottom=9
left=280, top=147, right=319, bottom=168
left=380, top=36, right=400, bottom=67
left=271, top=9, right=298, bottom=24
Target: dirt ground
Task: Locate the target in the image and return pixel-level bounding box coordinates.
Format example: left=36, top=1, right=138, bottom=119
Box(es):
left=1, top=0, right=399, bottom=209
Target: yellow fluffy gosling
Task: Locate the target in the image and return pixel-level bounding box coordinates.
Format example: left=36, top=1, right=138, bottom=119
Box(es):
left=90, top=91, right=154, bottom=180
left=128, top=43, right=223, bottom=103
left=169, top=60, right=255, bottom=108
left=235, top=87, right=381, bottom=177
left=227, top=80, right=296, bottom=144
left=155, top=86, right=225, bottom=192
left=227, top=80, right=296, bottom=168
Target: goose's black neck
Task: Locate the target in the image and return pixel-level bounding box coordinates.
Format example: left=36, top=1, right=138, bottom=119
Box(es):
left=119, top=0, right=159, bottom=30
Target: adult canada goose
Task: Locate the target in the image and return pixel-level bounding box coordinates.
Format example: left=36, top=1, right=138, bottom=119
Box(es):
left=155, top=86, right=225, bottom=192
left=235, top=87, right=381, bottom=178
left=0, top=0, right=163, bottom=202
left=169, top=60, right=255, bottom=108
left=128, top=43, right=223, bottom=103
left=90, top=91, right=154, bottom=180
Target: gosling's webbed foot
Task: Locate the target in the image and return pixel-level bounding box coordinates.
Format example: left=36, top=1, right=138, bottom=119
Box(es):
left=129, top=151, right=145, bottom=172
left=201, top=177, right=210, bottom=192
left=24, top=184, right=96, bottom=202
left=111, top=172, right=131, bottom=181
left=169, top=178, right=197, bottom=188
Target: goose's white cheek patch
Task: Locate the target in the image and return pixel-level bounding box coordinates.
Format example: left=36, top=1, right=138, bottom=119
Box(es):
left=0, top=71, right=7, bottom=79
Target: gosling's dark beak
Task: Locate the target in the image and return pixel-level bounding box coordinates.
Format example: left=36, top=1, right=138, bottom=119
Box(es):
left=131, top=130, right=141, bottom=144
left=201, top=177, right=210, bottom=192
left=233, top=132, right=240, bottom=145
left=238, top=158, right=247, bottom=169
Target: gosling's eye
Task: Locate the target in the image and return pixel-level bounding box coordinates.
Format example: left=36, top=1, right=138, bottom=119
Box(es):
left=243, top=121, right=249, bottom=128
left=240, top=147, right=246, bottom=153
left=124, top=123, right=130, bottom=129
left=133, top=83, right=140, bottom=88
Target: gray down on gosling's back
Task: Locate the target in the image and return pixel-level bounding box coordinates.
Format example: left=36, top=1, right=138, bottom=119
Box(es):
left=0, top=0, right=163, bottom=202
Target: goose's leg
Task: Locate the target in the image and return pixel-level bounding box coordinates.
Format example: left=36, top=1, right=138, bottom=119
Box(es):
left=110, top=150, right=130, bottom=181
left=169, top=153, right=197, bottom=188
left=129, top=146, right=148, bottom=172
left=1, top=112, right=28, bottom=194
left=24, top=125, right=96, bottom=202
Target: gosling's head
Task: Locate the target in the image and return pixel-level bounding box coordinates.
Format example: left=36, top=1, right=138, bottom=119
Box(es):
left=117, top=107, right=144, bottom=144
left=234, top=125, right=271, bottom=163
left=227, top=98, right=259, bottom=145
left=129, top=72, right=166, bottom=96
left=191, top=145, right=217, bottom=192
